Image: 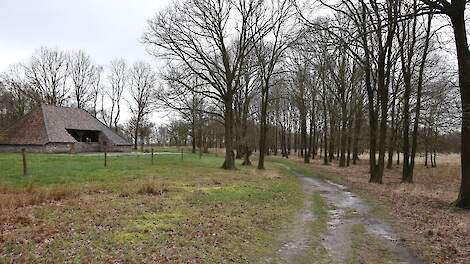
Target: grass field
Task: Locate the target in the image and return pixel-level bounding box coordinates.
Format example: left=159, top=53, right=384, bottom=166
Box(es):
left=3, top=151, right=462, bottom=263
left=0, top=152, right=304, bottom=263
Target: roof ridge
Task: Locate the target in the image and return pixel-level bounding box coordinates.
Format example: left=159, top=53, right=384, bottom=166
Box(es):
left=43, top=104, right=82, bottom=110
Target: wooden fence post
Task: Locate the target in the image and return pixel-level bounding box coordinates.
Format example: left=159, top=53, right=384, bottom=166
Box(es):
left=21, top=148, right=27, bottom=176
left=181, top=148, right=184, bottom=161
left=104, top=145, right=107, bottom=167
left=151, top=148, right=154, bottom=165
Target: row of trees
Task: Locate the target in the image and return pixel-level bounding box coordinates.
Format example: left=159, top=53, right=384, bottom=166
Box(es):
left=0, top=47, right=157, bottom=149
left=1, top=0, right=468, bottom=208
left=144, top=0, right=468, bottom=208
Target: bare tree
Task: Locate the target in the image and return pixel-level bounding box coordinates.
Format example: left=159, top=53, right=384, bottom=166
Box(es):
left=128, top=61, right=157, bottom=150
left=24, top=47, right=70, bottom=106
left=0, top=64, right=34, bottom=128
left=69, top=50, right=95, bottom=109
left=300, top=0, right=398, bottom=183
left=90, top=65, right=104, bottom=117
left=419, top=0, right=470, bottom=207
left=255, top=0, right=296, bottom=169
left=234, top=60, right=257, bottom=165
left=396, top=2, right=434, bottom=183
left=159, top=66, right=211, bottom=154
left=285, top=45, right=311, bottom=164
left=106, top=58, right=127, bottom=131
left=143, top=0, right=270, bottom=169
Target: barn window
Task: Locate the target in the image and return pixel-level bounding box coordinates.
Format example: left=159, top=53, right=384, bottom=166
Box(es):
left=66, top=129, right=100, bottom=143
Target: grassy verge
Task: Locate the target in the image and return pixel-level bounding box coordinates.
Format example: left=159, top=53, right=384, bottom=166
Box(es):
left=348, top=224, right=398, bottom=264
left=298, top=193, right=331, bottom=264
left=0, top=153, right=303, bottom=263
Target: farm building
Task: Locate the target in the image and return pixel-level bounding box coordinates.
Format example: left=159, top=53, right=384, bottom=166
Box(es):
left=0, top=104, right=131, bottom=153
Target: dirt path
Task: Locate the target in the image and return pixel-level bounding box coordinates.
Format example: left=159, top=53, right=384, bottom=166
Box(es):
left=260, top=198, right=316, bottom=264
left=262, top=165, right=424, bottom=264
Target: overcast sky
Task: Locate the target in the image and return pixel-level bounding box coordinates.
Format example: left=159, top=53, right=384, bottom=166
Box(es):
left=0, top=0, right=172, bottom=72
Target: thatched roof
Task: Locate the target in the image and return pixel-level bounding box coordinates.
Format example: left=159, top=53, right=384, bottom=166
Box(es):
left=0, top=104, right=130, bottom=146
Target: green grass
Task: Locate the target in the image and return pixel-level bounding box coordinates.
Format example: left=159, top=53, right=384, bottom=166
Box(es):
left=311, top=193, right=329, bottom=232
left=348, top=224, right=398, bottom=264
left=298, top=192, right=331, bottom=264
left=0, top=152, right=229, bottom=187
left=142, top=146, right=188, bottom=153
left=1, top=153, right=408, bottom=263
left=0, top=152, right=304, bottom=263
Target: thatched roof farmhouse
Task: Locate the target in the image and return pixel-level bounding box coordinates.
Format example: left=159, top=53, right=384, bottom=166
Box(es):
left=0, top=104, right=131, bottom=153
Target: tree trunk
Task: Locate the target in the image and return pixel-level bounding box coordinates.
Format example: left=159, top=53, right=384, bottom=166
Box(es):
left=301, top=108, right=309, bottom=164
left=409, top=14, right=432, bottom=183
left=450, top=7, right=470, bottom=208
left=366, top=76, right=379, bottom=182
left=242, top=145, right=252, bottom=166
left=360, top=15, right=379, bottom=182
left=346, top=107, right=353, bottom=167
left=257, top=86, right=268, bottom=169
left=222, top=95, right=236, bottom=170
left=323, top=124, right=328, bottom=165
left=191, top=120, right=197, bottom=154
left=309, top=116, right=314, bottom=159
left=319, top=132, right=323, bottom=159
left=329, top=114, right=335, bottom=162
left=311, top=91, right=317, bottom=159
left=402, top=70, right=412, bottom=183
left=425, top=146, right=429, bottom=168
left=339, top=104, right=348, bottom=167
left=274, top=124, right=278, bottom=156
left=323, top=94, right=329, bottom=165
left=352, top=103, right=362, bottom=165
left=375, top=52, right=390, bottom=184
left=387, top=83, right=397, bottom=169
left=134, top=117, right=140, bottom=150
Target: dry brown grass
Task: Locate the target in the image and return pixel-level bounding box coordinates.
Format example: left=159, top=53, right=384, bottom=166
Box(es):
left=0, top=155, right=304, bottom=263
left=291, top=153, right=469, bottom=264
left=0, top=185, right=81, bottom=210
left=136, top=180, right=170, bottom=196
left=0, top=179, right=177, bottom=211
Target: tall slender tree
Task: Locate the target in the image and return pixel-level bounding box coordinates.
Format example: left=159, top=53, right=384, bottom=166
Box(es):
left=128, top=61, right=157, bottom=150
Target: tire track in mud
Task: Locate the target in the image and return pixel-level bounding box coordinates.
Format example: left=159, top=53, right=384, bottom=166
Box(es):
left=262, top=165, right=423, bottom=264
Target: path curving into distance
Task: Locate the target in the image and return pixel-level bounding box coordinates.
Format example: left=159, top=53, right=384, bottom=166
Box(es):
left=261, top=164, right=424, bottom=264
